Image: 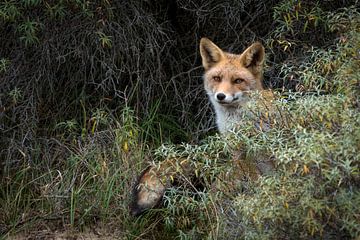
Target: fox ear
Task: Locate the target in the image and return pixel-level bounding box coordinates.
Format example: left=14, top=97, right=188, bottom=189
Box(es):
left=200, top=38, right=225, bottom=70
left=240, top=42, right=265, bottom=74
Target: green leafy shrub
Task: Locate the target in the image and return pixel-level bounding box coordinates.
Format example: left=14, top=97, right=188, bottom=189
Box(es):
left=0, top=0, right=359, bottom=239
left=230, top=10, right=360, bottom=238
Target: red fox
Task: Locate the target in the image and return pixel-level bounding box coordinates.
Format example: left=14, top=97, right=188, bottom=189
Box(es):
left=130, top=38, right=271, bottom=216
left=200, top=38, right=265, bottom=133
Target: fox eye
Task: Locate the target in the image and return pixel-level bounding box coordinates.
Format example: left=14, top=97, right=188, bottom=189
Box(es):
left=233, top=78, right=245, bottom=84
left=213, top=76, right=221, bottom=82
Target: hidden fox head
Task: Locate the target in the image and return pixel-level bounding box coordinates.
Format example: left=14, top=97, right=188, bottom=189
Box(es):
left=200, top=38, right=265, bottom=108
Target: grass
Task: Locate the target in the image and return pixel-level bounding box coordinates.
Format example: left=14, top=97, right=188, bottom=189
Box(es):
left=1, top=1, right=359, bottom=239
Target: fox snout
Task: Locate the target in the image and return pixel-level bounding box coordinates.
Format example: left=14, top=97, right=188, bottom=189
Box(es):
left=213, top=91, right=244, bottom=105
left=215, top=93, right=226, bottom=101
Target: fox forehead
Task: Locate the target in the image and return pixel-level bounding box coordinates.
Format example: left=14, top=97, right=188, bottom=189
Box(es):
left=204, top=58, right=256, bottom=82
left=205, top=65, right=255, bottom=80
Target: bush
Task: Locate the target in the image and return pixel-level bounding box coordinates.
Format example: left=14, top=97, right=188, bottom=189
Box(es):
left=0, top=0, right=359, bottom=239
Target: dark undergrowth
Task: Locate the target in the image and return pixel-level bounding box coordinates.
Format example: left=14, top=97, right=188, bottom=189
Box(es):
left=1, top=0, right=359, bottom=239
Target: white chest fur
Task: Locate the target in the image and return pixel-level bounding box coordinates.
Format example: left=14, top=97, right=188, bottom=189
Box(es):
left=211, top=102, right=246, bottom=134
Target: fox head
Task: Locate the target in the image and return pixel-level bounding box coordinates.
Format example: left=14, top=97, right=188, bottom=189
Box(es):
left=200, top=38, right=265, bottom=108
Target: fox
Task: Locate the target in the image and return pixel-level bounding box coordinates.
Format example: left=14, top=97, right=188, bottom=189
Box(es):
left=130, top=38, right=272, bottom=216
left=200, top=38, right=266, bottom=133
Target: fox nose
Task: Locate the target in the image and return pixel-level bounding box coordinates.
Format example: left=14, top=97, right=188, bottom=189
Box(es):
left=216, top=93, right=226, bottom=101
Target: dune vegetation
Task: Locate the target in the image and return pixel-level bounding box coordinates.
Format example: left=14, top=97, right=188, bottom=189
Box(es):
left=1, top=0, right=359, bottom=239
